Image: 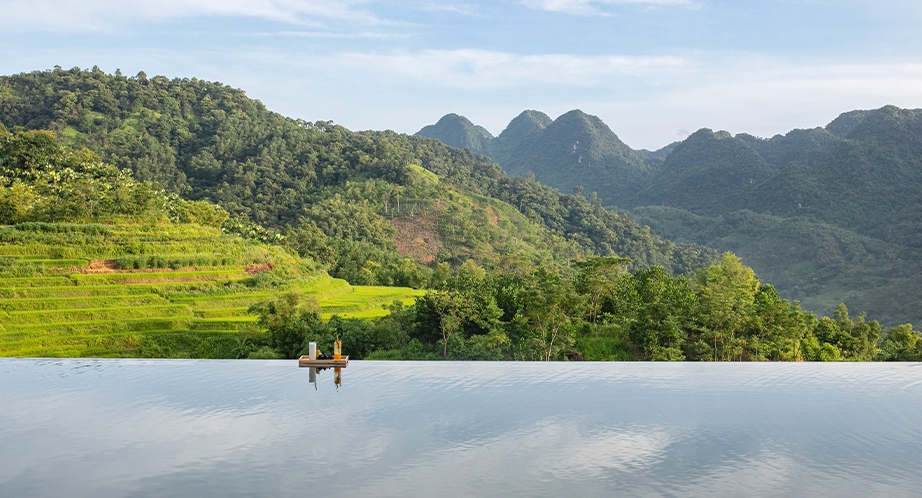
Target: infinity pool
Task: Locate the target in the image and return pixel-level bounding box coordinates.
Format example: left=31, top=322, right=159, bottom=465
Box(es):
left=2, top=360, right=921, bottom=497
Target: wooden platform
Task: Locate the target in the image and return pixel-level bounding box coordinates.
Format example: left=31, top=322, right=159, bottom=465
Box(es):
left=298, top=355, right=349, bottom=367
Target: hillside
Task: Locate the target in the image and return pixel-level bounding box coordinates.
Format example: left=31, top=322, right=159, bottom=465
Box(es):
left=630, top=207, right=921, bottom=326
left=0, top=127, right=423, bottom=358
left=0, top=222, right=421, bottom=358
left=3, top=70, right=917, bottom=362
left=0, top=68, right=716, bottom=278
left=418, top=105, right=922, bottom=326
left=736, top=127, right=840, bottom=170
left=752, top=106, right=922, bottom=247
left=630, top=129, right=776, bottom=214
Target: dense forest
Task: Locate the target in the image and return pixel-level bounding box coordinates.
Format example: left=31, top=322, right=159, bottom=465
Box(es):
left=418, top=106, right=922, bottom=326
left=1, top=67, right=920, bottom=362
left=0, top=67, right=715, bottom=283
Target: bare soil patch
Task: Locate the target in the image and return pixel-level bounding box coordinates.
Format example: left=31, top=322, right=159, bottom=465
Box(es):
left=391, top=215, right=443, bottom=264
left=245, top=262, right=274, bottom=275
left=84, top=260, right=118, bottom=273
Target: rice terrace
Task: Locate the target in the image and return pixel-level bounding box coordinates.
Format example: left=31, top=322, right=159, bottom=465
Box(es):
left=0, top=222, right=422, bottom=358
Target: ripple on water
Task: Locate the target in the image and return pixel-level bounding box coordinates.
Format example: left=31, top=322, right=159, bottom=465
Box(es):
left=2, top=359, right=922, bottom=498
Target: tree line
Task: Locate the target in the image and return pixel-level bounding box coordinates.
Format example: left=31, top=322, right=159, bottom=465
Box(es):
left=251, top=253, right=920, bottom=362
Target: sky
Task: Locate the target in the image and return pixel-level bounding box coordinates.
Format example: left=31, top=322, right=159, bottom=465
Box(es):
left=2, top=0, right=922, bottom=150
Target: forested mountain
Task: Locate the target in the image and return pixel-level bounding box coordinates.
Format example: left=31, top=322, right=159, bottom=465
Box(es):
left=736, top=127, right=839, bottom=170
left=4, top=67, right=920, bottom=362
left=631, top=129, right=776, bottom=214
left=630, top=207, right=921, bottom=326
left=415, top=113, right=493, bottom=156
left=752, top=106, right=922, bottom=247
left=825, top=109, right=874, bottom=139
left=417, top=105, right=922, bottom=326
left=418, top=109, right=654, bottom=206
left=494, top=110, right=551, bottom=146
left=0, top=67, right=715, bottom=286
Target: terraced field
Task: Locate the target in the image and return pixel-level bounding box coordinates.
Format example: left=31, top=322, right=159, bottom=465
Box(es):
left=0, top=223, right=424, bottom=357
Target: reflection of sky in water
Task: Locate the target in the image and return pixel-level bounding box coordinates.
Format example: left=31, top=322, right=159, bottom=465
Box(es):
left=1, top=360, right=921, bottom=497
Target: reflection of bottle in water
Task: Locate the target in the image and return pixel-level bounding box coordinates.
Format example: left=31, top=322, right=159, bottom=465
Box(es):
left=309, top=367, right=317, bottom=390
left=334, top=367, right=342, bottom=389
left=334, top=336, right=342, bottom=360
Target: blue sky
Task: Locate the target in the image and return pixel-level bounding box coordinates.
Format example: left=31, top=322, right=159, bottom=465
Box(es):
left=2, top=0, right=921, bottom=149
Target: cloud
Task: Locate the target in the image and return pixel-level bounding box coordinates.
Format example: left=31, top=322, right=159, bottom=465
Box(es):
left=523, top=0, right=696, bottom=15
left=253, top=30, right=411, bottom=39
left=6, top=41, right=922, bottom=150
left=302, top=49, right=690, bottom=90
left=416, top=3, right=484, bottom=16
left=345, top=418, right=675, bottom=496
left=0, top=0, right=385, bottom=32
left=286, top=49, right=922, bottom=147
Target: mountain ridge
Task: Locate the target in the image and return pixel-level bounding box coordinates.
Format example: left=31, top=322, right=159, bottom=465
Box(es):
left=416, top=105, right=922, bottom=324
left=417, top=108, right=654, bottom=205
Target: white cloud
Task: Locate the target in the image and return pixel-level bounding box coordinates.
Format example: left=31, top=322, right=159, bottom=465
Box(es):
left=303, top=49, right=690, bottom=90
left=523, top=0, right=696, bottom=15
left=345, top=417, right=676, bottom=496
left=254, top=30, right=411, bottom=39
left=0, top=0, right=384, bottom=32
left=6, top=42, right=922, bottom=150
left=604, top=59, right=922, bottom=147
left=416, top=3, right=484, bottom=16
left=145, top=47, right=922, bottom=148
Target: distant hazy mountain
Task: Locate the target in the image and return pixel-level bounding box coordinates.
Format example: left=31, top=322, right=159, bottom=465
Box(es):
left=630, top=128, right=776, bottom=215
left=415, top=113, right=494, bottom=156
left=631, top=105, right=922, bottom=324
left=752, top=106, right=922, bottom=247
left=418, top=105, right=922, bottom=325
left=418, top=109, right=653, bottom=205
left=736, top=127, right=840, bottom=170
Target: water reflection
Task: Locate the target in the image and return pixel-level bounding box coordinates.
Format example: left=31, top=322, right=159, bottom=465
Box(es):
left=1, top=360, right=921, bottom=497
left=306, top=366, right=344, bottom=391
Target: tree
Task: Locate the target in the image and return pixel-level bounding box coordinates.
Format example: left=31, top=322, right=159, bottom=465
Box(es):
left=748, top=284, right=812, bottom=361
left=573, top=256, right=630, bottom=323
left=0, top=181, right=39, bottom=223
left=248, top=292, right=321, bottom=359
left=879, top=324, right=921, bottom=361
left=692, top=253, right=760, bottom=361
left=617, top=266, right=693, bottom=361
left=425, top=289, right=475, bottom=358
left=829, top=303, right=881, bottom=361
left=519, top=267, right=579, bottom=361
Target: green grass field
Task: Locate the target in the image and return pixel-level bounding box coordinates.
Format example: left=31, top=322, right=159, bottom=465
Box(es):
left=0, top=223, right=423, bottom=358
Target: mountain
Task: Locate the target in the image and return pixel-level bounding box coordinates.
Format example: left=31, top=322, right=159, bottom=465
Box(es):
left=753, top=105, right=922, bottom=247
left=418, top=105, right=922, bottom=325
left=630, top=128, right=776, bottom=215
left=736, top=127, right=840, bottom=170
left=825, top=109, right=874, bottom=139
left=418, top=109, right=654, bottom=206
left=415, top=113, right=493, bottom=156
left=0, top=68, right=716, bottom=284
left=628, top=106, right=922, bottom=325
left=492, top=110, right=551, bottom=145
left=4, top=68, right=915, bottom=362
left=492, top=110, right=653, bottom=204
